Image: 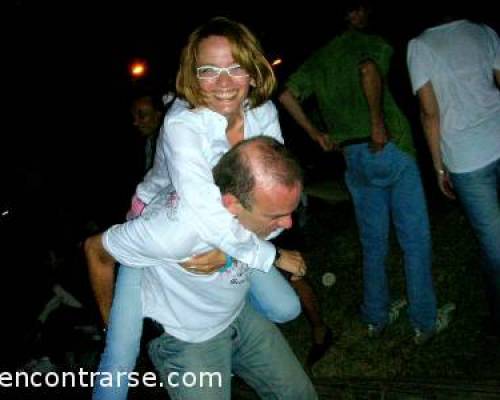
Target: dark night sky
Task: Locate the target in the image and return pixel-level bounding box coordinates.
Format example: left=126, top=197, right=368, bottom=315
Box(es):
left=0, top=0, right=498, bottom=371
left=4, top=0, right=499, bottom=226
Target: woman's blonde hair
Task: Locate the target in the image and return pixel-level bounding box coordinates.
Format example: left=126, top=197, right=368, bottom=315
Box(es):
left=176, top=17, right=276, bottom=109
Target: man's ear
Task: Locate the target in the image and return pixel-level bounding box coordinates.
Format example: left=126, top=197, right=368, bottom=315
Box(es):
left=222, top=193, right=244, bottom=216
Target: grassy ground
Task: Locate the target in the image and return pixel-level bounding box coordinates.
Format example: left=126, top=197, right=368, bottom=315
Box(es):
left=269, top=177, right=500, bottom=397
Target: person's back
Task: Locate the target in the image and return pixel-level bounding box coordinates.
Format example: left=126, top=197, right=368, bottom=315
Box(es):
left=408, top=19, right=500, bottom=173
left=286, top=21, right=414, bottom=154
left=410, top=20, right=500, bottom=132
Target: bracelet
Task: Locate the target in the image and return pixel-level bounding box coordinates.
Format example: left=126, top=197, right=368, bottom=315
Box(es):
left=219, top=255, right=233, bottom=272
left=437, top=169, right=446, bottom=175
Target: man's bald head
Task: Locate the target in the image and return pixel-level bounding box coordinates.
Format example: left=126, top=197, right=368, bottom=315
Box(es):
left=213, top=136, right=303, bottom=237
left=213, top=136, right=303, bottom=209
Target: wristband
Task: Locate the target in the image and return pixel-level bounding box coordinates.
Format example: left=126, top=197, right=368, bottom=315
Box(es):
left=219, top=255, right=233, bottom=273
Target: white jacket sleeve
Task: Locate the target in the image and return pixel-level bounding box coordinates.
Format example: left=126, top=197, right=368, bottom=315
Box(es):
left=163, top=115, right=276, bottom=272
left=135, top=125, right=172, bottom=204
left=255, top=101, right=284, bottom=143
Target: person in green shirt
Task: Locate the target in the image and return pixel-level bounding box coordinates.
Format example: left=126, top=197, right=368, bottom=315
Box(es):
left=279, top=0, right=454, bottom=344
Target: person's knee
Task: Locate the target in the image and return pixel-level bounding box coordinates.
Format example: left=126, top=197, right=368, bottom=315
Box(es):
left=267, top=295, right=301, bottom=323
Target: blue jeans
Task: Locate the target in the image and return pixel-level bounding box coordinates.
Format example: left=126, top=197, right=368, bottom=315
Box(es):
left=148, top=302, right=317, bottom=400
left=93, top=264, right=300, bottom=400
left=450, top=158, right=500, bottom=331
left=344, top=143, right=437, bottom=331
left=92, top=266, right=143, bottom=400
left=247, top=266, right=301, bottom=323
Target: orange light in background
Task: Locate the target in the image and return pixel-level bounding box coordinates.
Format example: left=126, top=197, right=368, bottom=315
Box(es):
left=130, top=60, right=147, bottom=78
left=271, top=58, right=282, bottom=67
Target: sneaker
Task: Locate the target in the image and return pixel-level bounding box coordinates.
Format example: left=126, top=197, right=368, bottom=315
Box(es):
left=388, top=298, right=408, bottom=324
left=367, top=323, right=385, bottom=338
left=367, top=298, right=408, bottom=338
left=414, top=302, right=455, bottom=345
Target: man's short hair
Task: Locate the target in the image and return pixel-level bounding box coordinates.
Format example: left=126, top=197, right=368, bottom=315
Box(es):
left=341, top=0, right=372, bottom=16
left=213, top=136, right=303, bottom=209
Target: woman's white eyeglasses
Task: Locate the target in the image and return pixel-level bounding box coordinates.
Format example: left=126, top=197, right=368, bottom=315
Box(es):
left=196, top=64, right=249, bottom=80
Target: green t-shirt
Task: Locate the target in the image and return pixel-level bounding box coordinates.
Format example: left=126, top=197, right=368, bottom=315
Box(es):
left=287, top=30, right=415, bottom=155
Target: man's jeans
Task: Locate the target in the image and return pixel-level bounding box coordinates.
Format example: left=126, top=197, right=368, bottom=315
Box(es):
left=450, top=158, right=500, bottom=332
left=344, top=143, right=437, bottom=331
left=149, top=302, right=317, bottom=400
left=92, top=264, right=300, bottom=400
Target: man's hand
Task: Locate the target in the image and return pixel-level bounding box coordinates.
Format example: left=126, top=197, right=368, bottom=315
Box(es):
left=275, top=249, right=307, bottom=277
left=369, top=125, right=390, bottom=153
left=316, top=134, right=336, bottom=152
left=181, top=249, right=227, bottom=275
left=310, top=129, right=335, bottom=151
left=437, top=170, right=456, bottom=200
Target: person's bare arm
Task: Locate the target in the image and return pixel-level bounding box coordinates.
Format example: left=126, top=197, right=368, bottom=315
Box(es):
left=181, top=249, right=227, bottom=274
left=359, top=60, right=390, bottom=152
left=181, top=247, right=306, bottom=277
left=278, top=89, right=333, bottom=151
left=84, top=234, right=116, bottom=326
left=417, top=81, right=455, bottom=199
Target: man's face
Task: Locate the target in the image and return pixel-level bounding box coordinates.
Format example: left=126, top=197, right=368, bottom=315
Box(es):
left=196, top=35, right=253, bottom=119
left=233, top=182, right=302, bottom=238
left=131, top=97, right=162, bottom=137
left=347, top=6, right=370, bottom=30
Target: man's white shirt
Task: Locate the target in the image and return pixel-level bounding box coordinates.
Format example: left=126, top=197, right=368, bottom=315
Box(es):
left=407, top=20, right=500, bottom=173
left=103, top=189, right=252, bottom=343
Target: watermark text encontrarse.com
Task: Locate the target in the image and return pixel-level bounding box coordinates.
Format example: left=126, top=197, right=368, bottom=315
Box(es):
left=0, top=369, right=222, bottom=388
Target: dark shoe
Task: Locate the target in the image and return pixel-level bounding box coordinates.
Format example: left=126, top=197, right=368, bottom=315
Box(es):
left=306, top=327, right=334, bottom=369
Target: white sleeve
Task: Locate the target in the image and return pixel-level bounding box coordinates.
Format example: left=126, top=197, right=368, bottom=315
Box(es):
left=257, top=101, right=284, bottom=143
left=407, top=38, right=434, bottom=95
left=163, top=116, right=276, bottom=272
left=103, top=211, right=181, bottom=269
left=135, top=125, right=171, bottom=204
left=483, top=25, right=500, bottom=70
